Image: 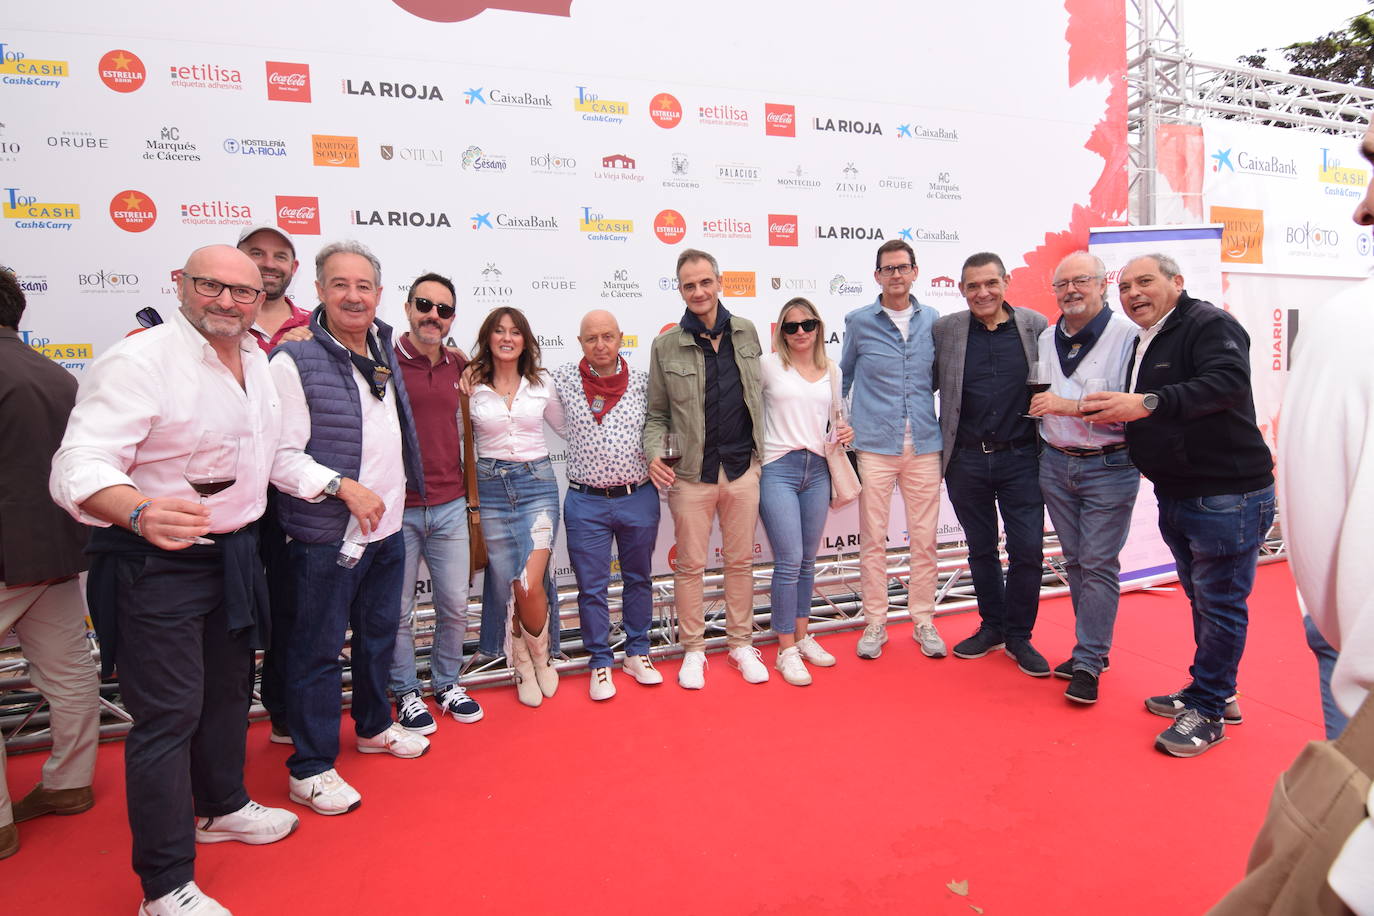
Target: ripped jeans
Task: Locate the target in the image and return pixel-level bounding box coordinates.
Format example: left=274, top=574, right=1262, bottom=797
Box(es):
left=474, top=457, right=562, bottom=656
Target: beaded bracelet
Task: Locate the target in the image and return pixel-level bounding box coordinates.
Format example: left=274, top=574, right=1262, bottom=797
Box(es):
left=129, top=498, right=154, bottom=538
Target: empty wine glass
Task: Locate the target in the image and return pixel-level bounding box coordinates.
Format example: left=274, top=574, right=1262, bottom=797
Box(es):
left=182, top=431, right=239, bottom=544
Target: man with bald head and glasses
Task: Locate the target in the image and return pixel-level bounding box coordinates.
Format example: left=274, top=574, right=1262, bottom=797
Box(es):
left=51, top=245, right=330, bottom=916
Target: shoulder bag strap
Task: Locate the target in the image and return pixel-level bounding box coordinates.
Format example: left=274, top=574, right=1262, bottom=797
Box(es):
left=461, top=392, right=479, bottom=511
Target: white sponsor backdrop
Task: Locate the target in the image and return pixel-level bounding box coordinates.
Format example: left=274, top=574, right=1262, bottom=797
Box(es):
left=1, top=1, right=1121, bottom=584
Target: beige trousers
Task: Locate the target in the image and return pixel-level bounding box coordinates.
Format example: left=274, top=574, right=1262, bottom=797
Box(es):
left=856, top=449, right=942, bottom=627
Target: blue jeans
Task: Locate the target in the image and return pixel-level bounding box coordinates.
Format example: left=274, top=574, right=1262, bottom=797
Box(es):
left=1303, top=614, right=1349, bottom=739
left=1156, top=484, right=1276, bottom=721
left=474, top=458, right=561, bottom=655
left=564, top=483, right=660, bottom=668
left=390, top=498, right=470, bottom=697
left=943, top=443, right=1044, bottom=640
left=285, top=531, right=404, bottom=780
left=759, top=449, right=831, bottom=635
left=1039, top=445, right=1140, bottom=674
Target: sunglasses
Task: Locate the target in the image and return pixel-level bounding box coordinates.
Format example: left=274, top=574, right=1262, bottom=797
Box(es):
left=411, top=296, right=455, bottom=319
left=782, top=318, right=819, bottom=335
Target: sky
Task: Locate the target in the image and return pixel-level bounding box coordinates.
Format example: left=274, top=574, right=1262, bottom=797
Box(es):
left=1183, top=0, right=1369, bottom=65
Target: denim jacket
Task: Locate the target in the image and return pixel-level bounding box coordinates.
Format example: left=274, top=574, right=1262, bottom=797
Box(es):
left=643, top=314, right=765, bottom=483
left=839, top=295, right=941, bottom=456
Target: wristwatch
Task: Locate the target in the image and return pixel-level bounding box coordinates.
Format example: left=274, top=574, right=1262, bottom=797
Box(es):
left=1141, top=393, right=1160, bottom=413
left=324, top=475, right=343, bottom=497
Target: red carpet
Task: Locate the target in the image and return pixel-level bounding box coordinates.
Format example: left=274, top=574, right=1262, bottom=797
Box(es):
left=3, top=562, right=1323, bottom=913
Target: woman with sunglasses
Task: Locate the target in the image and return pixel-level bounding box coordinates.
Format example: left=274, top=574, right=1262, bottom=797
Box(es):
left=759, top=298, right=853, bottom=685
left=466, top=306, right=566, bottom=707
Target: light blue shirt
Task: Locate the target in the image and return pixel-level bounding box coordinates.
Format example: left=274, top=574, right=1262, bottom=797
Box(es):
left=839, top=295, right=941, bottom=456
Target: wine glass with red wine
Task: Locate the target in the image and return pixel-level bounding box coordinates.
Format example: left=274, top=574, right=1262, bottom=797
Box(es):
left=182, top=431, right=239, bottom=544
left=1024, top=361, right=1052, bottom=419
left=1079, top=377, right=1109, bottom=446
left=661, top=432, right=682, bottom=469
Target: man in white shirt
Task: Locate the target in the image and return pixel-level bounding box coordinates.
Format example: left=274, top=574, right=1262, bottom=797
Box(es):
left=1029, top=252, right=1140, bottom=705
left=268, top=240, right=431, bottom=816
left=49, top=245, right=320, bottom=916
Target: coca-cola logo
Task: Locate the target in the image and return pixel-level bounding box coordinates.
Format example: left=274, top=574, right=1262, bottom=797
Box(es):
left=765, top=103, right=796, bottom=138
left=768, top=213, right=798, bottom=247
left=276, top=194, right=320, bottom=234
left=266, top=61, right=311, bottom=102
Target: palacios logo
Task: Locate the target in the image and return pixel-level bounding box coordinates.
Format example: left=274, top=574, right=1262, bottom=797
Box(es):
left=312, top=135, right=359, bottom=167
left=97, top=49, right=143, bottom=92
left=1209, top=205, right=1264, bottom=265
left=108, top=189, right=155, bottom=232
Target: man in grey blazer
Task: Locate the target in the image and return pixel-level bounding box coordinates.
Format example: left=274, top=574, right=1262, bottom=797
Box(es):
left=932, top=252, right=1049, bottom=676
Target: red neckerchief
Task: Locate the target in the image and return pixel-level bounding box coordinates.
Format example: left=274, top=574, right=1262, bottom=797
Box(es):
left=579, top=356, right=629, bottom=423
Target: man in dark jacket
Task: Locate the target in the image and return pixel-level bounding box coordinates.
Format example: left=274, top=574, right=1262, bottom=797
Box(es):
left=1083, top=253, right=1274, bottom=758
left=0, top=269, right=99, bottom=860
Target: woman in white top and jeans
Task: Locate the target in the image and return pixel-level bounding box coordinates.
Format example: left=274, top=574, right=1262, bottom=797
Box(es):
left=758, top=298, right=852, bottom=685
left=467, top=307, right=566, bottom=707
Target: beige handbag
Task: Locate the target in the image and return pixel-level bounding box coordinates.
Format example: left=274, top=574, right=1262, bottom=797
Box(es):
left=825, top=364, right=860, bottom=510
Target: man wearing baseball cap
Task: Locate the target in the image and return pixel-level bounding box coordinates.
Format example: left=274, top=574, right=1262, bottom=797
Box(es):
left=237, top=225, right=310, bottom=352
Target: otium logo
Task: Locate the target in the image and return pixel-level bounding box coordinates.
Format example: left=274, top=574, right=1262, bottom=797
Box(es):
left=0, top=41, right=69, bottom=88
left=579, top=206, right=633, bottom=242
left=3, top=187, right=79, bottom=230
left=768, top=215, right=798, bottom=247
left=169, top=61, right=243, bottom=90
left=574, top=86, right=627, bottom=123
left=266, top=62, right=311, bottom=102
left=343, top=78, right=443, bottom=101
left=654, top=210, right=686, bottom=244
left=97, top=49, right=143, bottom=92
left=277, top=196, right=320, bottom=234
left=108, top=190, right=155, bottom=232
left=312, top=135, right=359, bottom=167
left=765, top=104, right=795, bottom=138
left=649, top=93, right=682, bottom=128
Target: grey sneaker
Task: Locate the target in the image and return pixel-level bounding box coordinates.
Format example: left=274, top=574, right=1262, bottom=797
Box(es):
left=856, top=622, right=888, bottom=659
left=1144, top=688, right=1243, bottom=725
left=1155, top=708, right=1226, bottom=758
left=914, top=623, right=947, bottom=658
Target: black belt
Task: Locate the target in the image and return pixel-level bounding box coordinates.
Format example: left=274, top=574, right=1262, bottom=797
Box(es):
left=956, top=436, right=1036, bottom=454
left=1048, top=442, right=1129, bottom=458
left=567, top=480, right=648, bottom=499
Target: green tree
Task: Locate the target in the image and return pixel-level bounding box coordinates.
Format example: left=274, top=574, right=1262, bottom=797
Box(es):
left=1239, top=5, right=1374, bottom=87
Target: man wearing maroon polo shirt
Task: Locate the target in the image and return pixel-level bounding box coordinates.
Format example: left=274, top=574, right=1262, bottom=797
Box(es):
left=388, top=272, right=484, bottom=733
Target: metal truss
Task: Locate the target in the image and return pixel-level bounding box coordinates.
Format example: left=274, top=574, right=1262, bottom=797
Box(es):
left=1127, top=0, right=1374, bottom=223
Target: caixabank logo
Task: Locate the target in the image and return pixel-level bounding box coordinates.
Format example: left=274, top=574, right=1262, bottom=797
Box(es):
left=343, top=77, right=443, bottom=101
left=266, top=62, right=310, bottom=102
left=579, top=206, right=633, bottom=242
left=4, top=186, right=79, bottom=230
left=465, top=86, right=553, bottom=109
left=573, top=85, right=627, bottom=124
left=109, top=190, right=155, bottom=232
left=0, top=40, right=69, bottom=88
left=1210, top=146, right=1297, bottom=179
left=97, top=49, right=143, bottom=92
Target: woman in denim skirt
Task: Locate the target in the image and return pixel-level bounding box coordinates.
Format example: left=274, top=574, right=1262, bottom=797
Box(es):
left=467, top=307, right=566, bottom=707
left=758, top=298, right=852, bottom=685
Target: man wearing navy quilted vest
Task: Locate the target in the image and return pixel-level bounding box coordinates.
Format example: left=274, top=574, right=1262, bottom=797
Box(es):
left=268, top=240, right=431, bottom=816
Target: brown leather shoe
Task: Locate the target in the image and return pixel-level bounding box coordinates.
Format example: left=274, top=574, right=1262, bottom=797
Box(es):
left=11, top=784, right=94, bottom=823
left=0, top=823, right=18, bottom=859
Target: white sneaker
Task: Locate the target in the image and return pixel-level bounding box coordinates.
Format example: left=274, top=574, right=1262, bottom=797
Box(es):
left=796, top=634, right=837, bottom=667
left=729, top=646, right=770, bottom=684
left=288, top=768, right=361, bottom=816
left=678, top=650, right=707, bottom=689
left=357, top=721, right=430, bottom=759
left=194, top=800, right=298, bottom=845
left=775, top=645, right=812, bottom=686
left=589, top=666, right=617, bottom=701
left=623, top=654, right=664, bottom=685
left=914, top=623, right=948, bottom=658
left=139, top=881, right=232, bottom=915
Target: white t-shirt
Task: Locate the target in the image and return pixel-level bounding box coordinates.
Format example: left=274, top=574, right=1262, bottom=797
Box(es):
left=885, top=304, right=915, bottom=340
left=760, top=352, right=833, bottom=465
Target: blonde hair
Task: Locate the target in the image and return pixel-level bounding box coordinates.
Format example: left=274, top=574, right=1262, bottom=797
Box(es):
left=772, top=297, right=828, bottom=372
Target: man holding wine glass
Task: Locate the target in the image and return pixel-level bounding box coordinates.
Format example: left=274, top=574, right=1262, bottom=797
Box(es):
left=933, top=252, right=1049, bottom=677
left=1080, top=253, right=1274, bottom=757
left=51, top=244, right=329, bottom=916
left=1027, top=251, right=1141, bottom=706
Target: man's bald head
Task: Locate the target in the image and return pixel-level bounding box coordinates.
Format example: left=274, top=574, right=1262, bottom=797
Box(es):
left=177, top=245, right=266, bottom=343
left=578, top=309, right=623, bottom=375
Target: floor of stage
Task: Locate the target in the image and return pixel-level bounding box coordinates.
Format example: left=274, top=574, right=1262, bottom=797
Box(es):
left=4, top=561, right=1322, bottom=914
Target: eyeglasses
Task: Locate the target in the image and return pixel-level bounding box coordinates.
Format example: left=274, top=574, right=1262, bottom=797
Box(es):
left=184, top=274, right=264, bottom=305
left=1051, top=275, right=1102, bottom=292
left=782, top=318, right=819, bottom=334
left=411, top=296, right=455, bottom=319
left=876, top=264, right=915, bottom=277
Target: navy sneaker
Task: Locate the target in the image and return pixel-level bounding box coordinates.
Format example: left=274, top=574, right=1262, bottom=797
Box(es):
left=1004, top=639, right=1050, bottom=677
left=1053, top=655, right=1110, bottom=680
left=435, top=684, right=484, bottom=723
left=952, top=626, right=1005, bottom=659
left=1144, top=688, right=1242, bottom=725
left=1155, top=708, right=1226, bottom=757
left=395, top=689, right=437, bottom=735
left=1065, top=669, right=1099, bottom=704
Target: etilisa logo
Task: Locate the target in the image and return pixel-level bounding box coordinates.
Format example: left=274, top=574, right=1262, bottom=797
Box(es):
left=0, top=40, right=69, bottom=88
left=649, top=93, right=682, bottom=128
left=698, top=102, right=749, bottom=128
left=276, top=195, right=320, bottom=235
left=4, top=186, right=80, bottom=230
left=768, top=215, right=798, bottom=247
left=352, top=208, right=452, bottom=229
left=169, top=60, right=243, bottom=91
left=78, top=269, right=139, bottom=293
left=266, top=62, right=311, bottom=102
left=595, top=153, right=643, bottom=183
left=466, top=86, right=553, bottom=109
left=579, top=206, right=633, bottom=242
left=96, top=49, right=141, bottom=92
left=1210, top=147, right=1297, bottom=178
left=812, top=116, right=881, bottom=136
left=573, top=86, right=628, bottom=124
left=224, top=137, right=286, bottom=159
left=182, top=199, right=253, bottom=226
left=702, top=216, right=751, bottom=240
left=765, top=104, right=795, bottom=138
left=461, top=146, right=506, bottom=171
left=663, top=153, right=701, bottom=190
left=1318, top=147, right=1367, bottom=198
left=108, top=190, right=154, bottom=232
left=830, top=274, right=866, bottom=296
left=343, top=78, right=443, bottom=101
